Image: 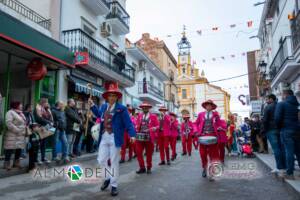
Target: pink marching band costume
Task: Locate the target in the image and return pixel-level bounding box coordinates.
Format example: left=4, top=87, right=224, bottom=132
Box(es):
left=169, top=112, right=179, bottom=161
left=158, top=106, right=172, bottom=165
left=120, top=113, right=137, bottom=162
left=181, top=115, right=195, bottom=156
left=217, top=119, right=228, bottom=163
left=135, top=108, right=159, bottom=172
left=195, top=100, right=222, bottom=172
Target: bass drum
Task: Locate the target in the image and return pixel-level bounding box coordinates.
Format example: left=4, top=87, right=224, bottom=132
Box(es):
left=198, top=136, right=218, bottom=145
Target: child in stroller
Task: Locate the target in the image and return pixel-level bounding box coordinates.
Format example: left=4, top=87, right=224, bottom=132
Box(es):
left=237, top=125, right=254, bottom=157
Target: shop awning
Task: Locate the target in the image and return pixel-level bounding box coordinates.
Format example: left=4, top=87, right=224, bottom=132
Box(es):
left=0, top=11, right=74, bottom=68
left=68, top=76, right=104, bottom=97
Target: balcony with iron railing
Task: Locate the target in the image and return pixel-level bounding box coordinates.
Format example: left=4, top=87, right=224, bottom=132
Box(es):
left=62, top=29, right=135, bottom=83
left=138, top=81, right=164, bottom=102
left=269, top=36, right=294, bottom=81
left=0, top=0, right=51, bottom=30
left=106, top=1, right=130, bottom=35
left=291, top=10, right=300, bottom=56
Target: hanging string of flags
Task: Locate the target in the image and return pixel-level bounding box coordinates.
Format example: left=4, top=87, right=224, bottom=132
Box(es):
left=165, top=19, right=259, bottom=38
left=200, top=52, right=247, bottom=63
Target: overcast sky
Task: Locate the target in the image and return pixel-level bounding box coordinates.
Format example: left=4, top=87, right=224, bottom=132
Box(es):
left=127, top=0, right=264, bottom=117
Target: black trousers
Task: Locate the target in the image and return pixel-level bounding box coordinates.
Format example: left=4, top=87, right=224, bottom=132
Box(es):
left=4, top=149, right=21, bottom=161
left=28, top=146, right=39, bottom=170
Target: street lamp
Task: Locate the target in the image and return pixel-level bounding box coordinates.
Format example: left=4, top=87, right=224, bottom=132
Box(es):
left=259, top=61, right=267, bottom=74
left=254, top=1, right=266, bottom=6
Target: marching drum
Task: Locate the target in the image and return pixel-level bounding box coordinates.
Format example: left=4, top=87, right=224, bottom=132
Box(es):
left=136, top=132, right=150, bottom=142
left=198, top=136, right=218, bottom=145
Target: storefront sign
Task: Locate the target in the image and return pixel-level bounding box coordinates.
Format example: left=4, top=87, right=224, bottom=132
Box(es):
left=75, top=52, right=89, bottom=66
left=250, top=100, right=262, bottom=113
left=27, top=58, right=47, bottom=80
left=71, top=69, right=103, bottom=87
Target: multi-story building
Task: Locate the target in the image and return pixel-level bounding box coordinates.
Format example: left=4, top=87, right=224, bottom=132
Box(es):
left=257, top=0, right=300, bottom=101
left=175, top=31, right=231, bottom=120
left=135, top=33, right=179, bottom=113
left=125, top=39, right=168, bottom=111
left=61, top=0, right=135, bottom=110
left=0, top=0, right=74, bottom=153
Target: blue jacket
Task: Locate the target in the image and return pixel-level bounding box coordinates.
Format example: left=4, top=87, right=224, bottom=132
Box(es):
left=91, top=102, right=136, bottom=148
left=275, top=95, right=299, bottom=131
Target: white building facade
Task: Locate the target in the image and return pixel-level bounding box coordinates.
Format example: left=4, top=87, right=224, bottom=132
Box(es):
left=60, top=0, right=135, bottom=110
left=257, top=0, right=300, bottom=101
left=126, top=43, right=168, bottom=112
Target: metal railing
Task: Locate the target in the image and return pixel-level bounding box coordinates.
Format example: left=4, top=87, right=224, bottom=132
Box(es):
left=106, top=1, right=130, bottom=29
left=269, top=36, right=293, bottom=81
left=138, top=81, right=164, bottom=100
left=0, top=0, right=51, bottom=30
left=62, top=29, right=135, bottom=82
left=291, top=11, right=300, bottom=53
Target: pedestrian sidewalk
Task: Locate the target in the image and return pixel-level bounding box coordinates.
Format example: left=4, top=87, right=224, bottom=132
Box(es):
left=255, top=152, right=300, bottom=194
left=0, top=152, right=97, bottom=178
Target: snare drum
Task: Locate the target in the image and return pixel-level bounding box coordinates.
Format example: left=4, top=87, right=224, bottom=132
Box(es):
left=198, top=136, right=218, bottom=145
left=136, top=132, right=150, bottom=142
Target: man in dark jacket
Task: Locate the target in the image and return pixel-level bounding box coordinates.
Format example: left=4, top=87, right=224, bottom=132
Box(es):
left=52, top=101, right=69, bottom=163
left=65, top=99, right=81, bottom=158
left=275, top=89, right=300, bottom=179
left=263, top=94, right=285, bottom=174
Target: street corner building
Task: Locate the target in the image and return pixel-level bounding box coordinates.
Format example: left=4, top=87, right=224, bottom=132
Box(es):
left=0, top=0, right=135, bottom=155
left=0, top=0, right=75, bottom=153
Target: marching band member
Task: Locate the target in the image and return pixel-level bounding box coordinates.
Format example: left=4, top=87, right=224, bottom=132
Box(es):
left=195, top=100, right=221, bottom=180
left=181, top=114, right=194, bottom=156
left=120, top=105, right=136, bottom=163
left=217, top=119, right=228, bottom=164
left=135, top=102, right=159, bottom=174
left=89, top=81, right=136, bottom=197
left=158, top=106, right=172, bottom=165
left=169, top=112, right=179, bottom=161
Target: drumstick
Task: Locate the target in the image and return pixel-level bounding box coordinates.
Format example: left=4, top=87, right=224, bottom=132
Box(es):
left=85, top=83, right=93, bottom=136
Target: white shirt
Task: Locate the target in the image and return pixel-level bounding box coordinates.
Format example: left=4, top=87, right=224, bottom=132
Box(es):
left=205, top=111, right=213, bottom=119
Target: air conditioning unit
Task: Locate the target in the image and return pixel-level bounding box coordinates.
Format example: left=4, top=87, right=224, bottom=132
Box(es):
left=101, top=22, right=112, bottom=38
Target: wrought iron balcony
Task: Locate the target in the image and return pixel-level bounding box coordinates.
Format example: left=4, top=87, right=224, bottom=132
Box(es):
left=0, top=0, right=51, bottom=30
left=269, top=36, right=293, bottom=81
left=62, top=29, right=135, bottom=82
left=291, top=11, right=300, bottom=54
left=106, top=1, right=130, bottom=35
left=138, top=81, right=164, bottom=101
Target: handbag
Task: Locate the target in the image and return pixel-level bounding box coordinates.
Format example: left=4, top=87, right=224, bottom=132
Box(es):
left=37, top=124, right=55, bottom=139
left=73, top=123, right=80, bottom=132
left=25, top=126, right=32, bottom=137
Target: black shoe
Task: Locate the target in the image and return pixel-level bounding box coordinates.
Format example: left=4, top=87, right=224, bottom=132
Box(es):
left=136, top=168, right=146, bottom=174
left=182, top=152, right=187, bottom=156
left=171, top=157, right=175, bottom=161
left=188, top=153, right=191, bottom=156
left=147, top=169, right=152, bottom=174
left=175, top=153, right=177, bottom=159
left=128, top=158, right=132, bottom=162
left=100, top=179, right=110, bottom=191
left=202, top=169, right=207, bottom=178
left=111, top=187, right=118, bottom=196
left=167, top=160, right=171, bottom=165
left=158, top=161, right=165, bottom=165
left=119, top=159, right=125, bottom=164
